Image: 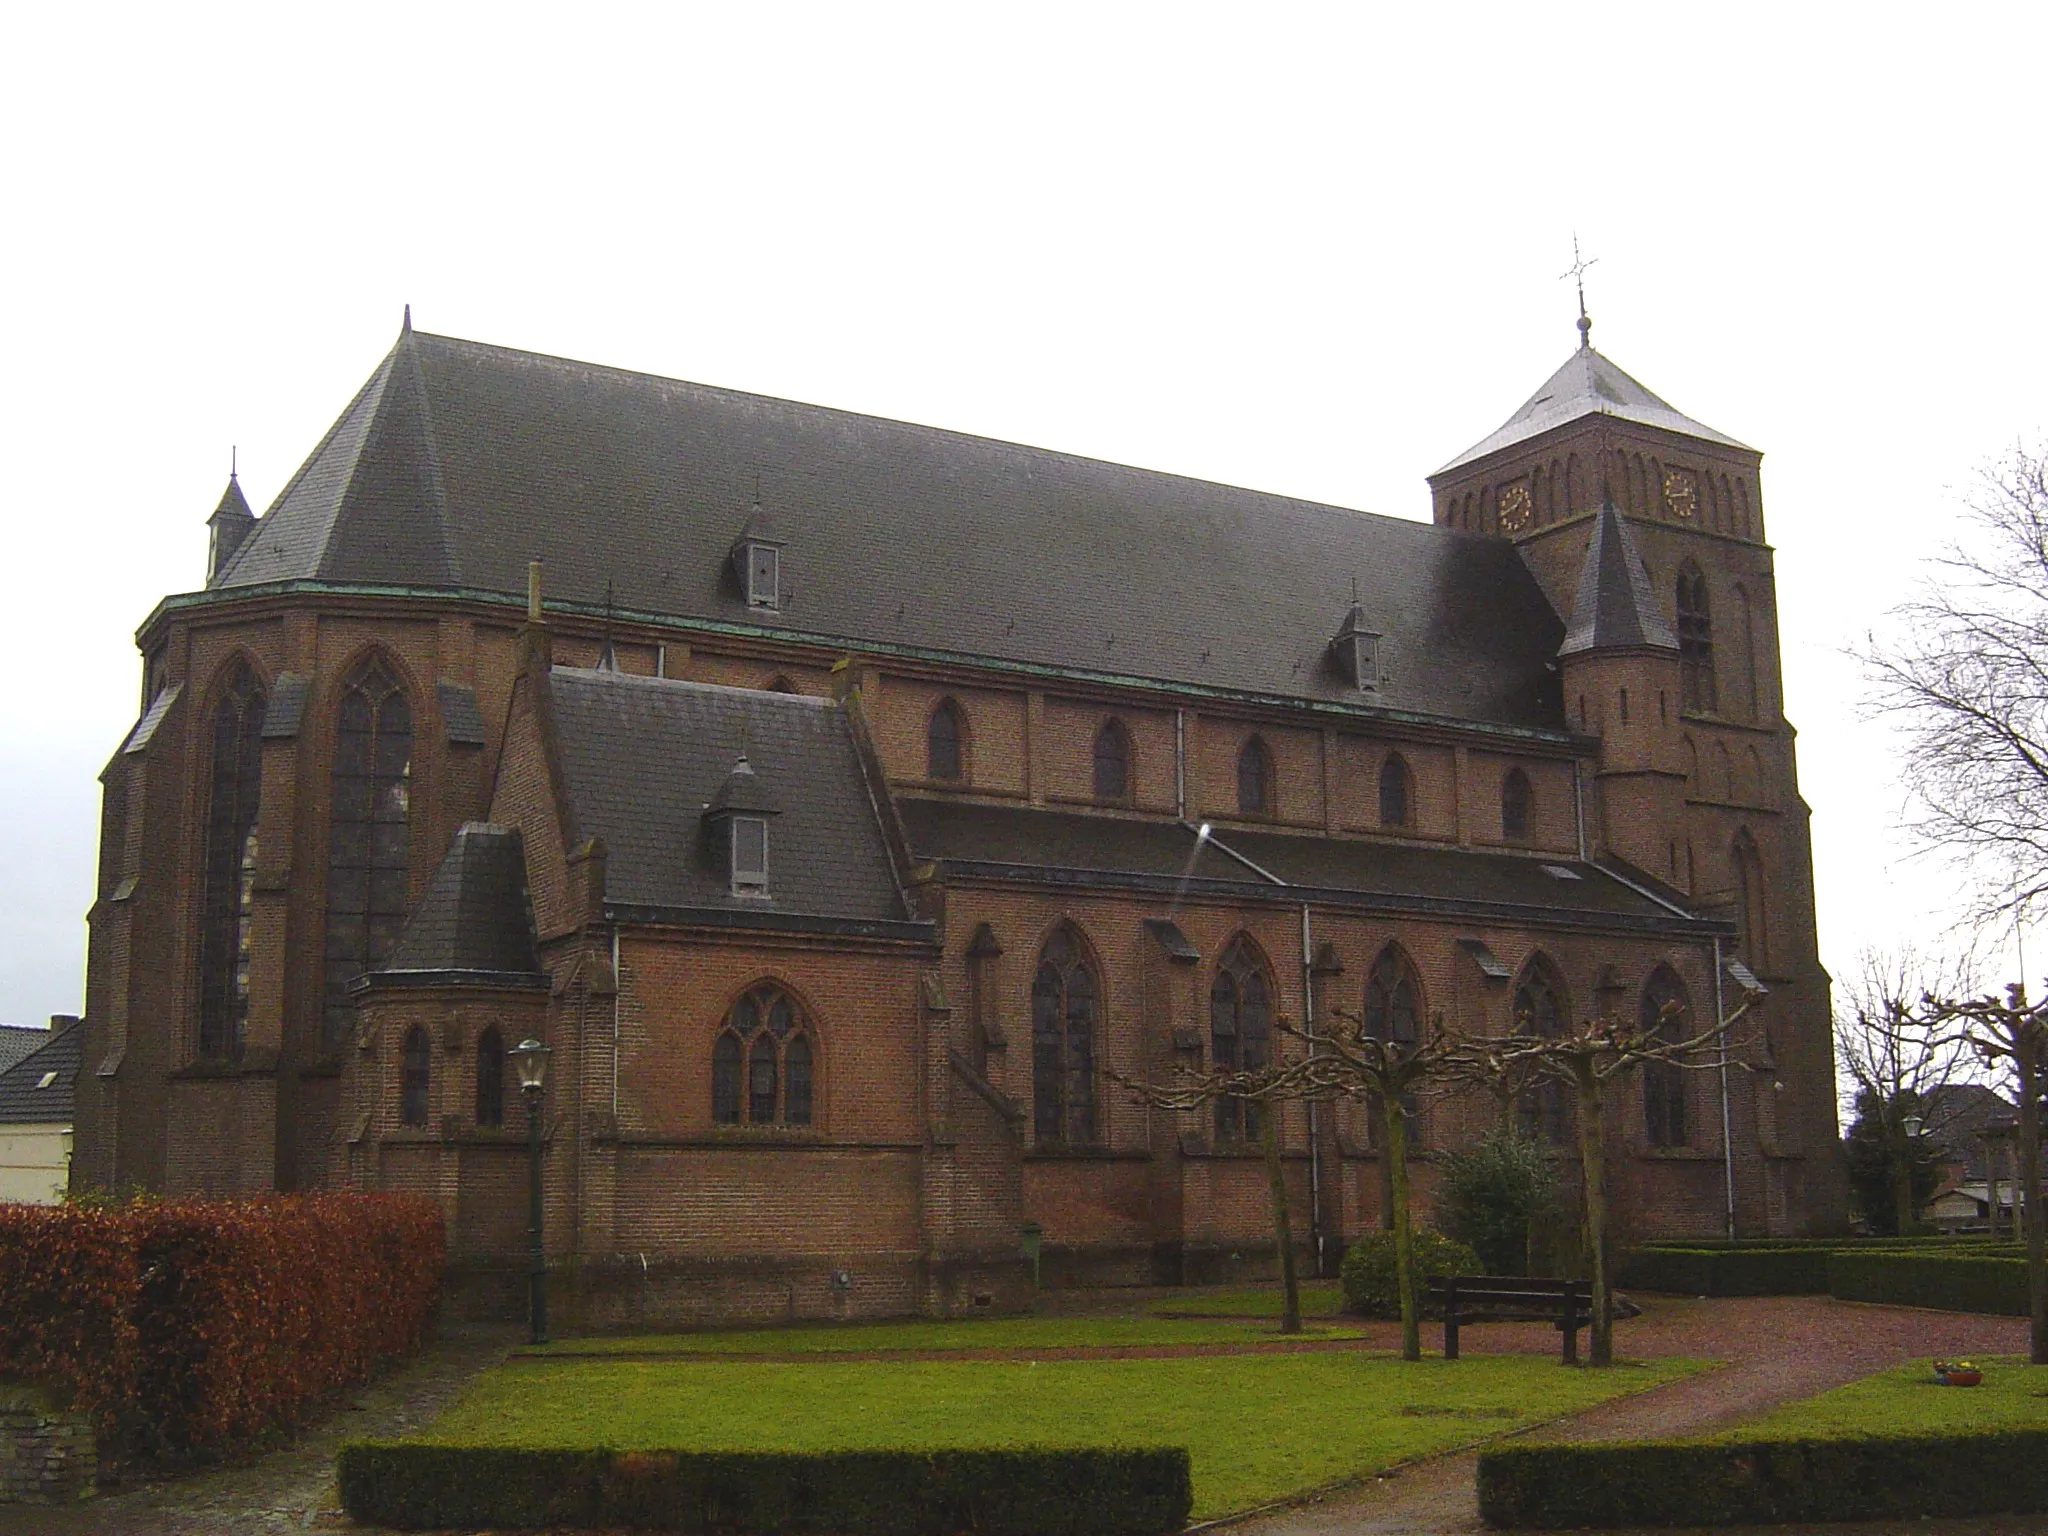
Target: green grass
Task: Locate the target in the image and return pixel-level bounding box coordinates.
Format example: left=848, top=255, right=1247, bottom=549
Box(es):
left=418, top=1352, right=1706, bottom=1519
left=528, top=1314, right=1367, bottom=1355
left=1721, top=1357, right=2048, bottom=1441
left=1144, top=1280, right=1346, bottom=1317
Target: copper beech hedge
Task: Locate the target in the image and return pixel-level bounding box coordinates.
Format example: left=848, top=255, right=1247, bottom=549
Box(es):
left=0, top=1194, right=443, bottom=1463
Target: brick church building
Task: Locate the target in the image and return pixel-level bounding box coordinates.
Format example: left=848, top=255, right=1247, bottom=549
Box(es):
left=73, top=314, right=1846, bottom=1322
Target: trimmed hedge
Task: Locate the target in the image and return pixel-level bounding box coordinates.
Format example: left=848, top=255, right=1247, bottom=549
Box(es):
left=0, top=1194, right=443, bottom=1463
left=337, top=1444, right=1194, bottom=1535
left=1478, top=1429, right=2048, bottom=1528
left=1827, top=1250, right=2030, bottom=1315
left=1617, top=1246, right=1831, bottom=1296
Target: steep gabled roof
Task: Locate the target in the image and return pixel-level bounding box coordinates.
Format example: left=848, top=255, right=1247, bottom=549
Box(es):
left=0, top=1021, right=82, bottom=1125
left=546, top=669, right=920, bottom=931
left=210, top=330, right=1569, bottom=735
left=0, top=1024, right=52, bottom=1075
left=1560, top=501, right=1678, bottom=656
left=1437, top=345, right=1750, bottom=476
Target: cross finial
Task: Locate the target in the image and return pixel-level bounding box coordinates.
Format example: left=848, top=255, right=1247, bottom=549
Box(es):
left=230, top=445, right=238, bottom=482
left=1561, top=236, right=1597, bottom=350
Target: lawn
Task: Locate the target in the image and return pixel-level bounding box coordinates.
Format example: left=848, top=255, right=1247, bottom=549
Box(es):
left=527, top=1314, right=1366, bottom=1355
left=417, top=1350, right=1706, bottom=1518
left=1719, top=1356, right=2048, bottom=1440
left=1144, top=1280, right=1347, bottom=1318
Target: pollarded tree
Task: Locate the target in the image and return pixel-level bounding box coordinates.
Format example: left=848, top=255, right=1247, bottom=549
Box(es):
left=1445, top=984, right=1763, bottom=1366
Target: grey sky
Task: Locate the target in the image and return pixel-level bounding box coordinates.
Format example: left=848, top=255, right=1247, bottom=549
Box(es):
left=4, top=4, right=2045, bottom=1025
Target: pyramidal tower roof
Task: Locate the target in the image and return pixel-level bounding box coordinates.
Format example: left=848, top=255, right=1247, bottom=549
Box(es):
left=1559, top=500, right=1677, bottom=657
left=1437, top=344, right=1750, bottom=476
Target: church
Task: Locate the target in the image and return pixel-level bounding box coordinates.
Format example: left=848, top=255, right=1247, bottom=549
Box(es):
left=73, top=312, right=1846, bottom=1323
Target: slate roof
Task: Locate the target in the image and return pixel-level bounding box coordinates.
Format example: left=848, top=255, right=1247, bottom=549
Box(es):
left=372, top=823, right=543, bottom=984
left=0, top=1025, right=52, bottom=1076
left=212, top=330, right=1569, bottom=735
left=900, top=801, right=1718, bottom=935
left=1922, top=1083, right=2020, bottom=1181
left=0, top=1022, right=82, bottom=1125
left=546, top=669, right=920, bottom=932
left=1560, top=502, right=1678, bottom=656
left=1437, top=345, right=1750, bottom=475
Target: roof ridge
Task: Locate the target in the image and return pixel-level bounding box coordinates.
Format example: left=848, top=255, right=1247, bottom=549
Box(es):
left=398, top=335, right=462, bottom=588
left=552, top=666, right=833, bottom=706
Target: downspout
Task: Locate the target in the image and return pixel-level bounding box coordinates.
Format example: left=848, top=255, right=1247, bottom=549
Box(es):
left=1573, top=758, right=1588, bottom=862
left=611, top=926, right=623, bottom=1119
left=1189, top=822, right=1323, bottom=1271
left=1714, top=934, right=1736, bottom=1239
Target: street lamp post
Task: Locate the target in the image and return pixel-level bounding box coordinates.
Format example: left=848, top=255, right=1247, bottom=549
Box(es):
left=511, top=1037, right=551, bottom=1345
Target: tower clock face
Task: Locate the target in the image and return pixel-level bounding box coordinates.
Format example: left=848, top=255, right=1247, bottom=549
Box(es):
left=1663, top=470, right=1698, bottom=521
left=1498, top=483, right=1532, bottom=533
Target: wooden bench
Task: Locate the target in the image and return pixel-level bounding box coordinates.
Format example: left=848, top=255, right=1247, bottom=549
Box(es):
left=1426, top=1275, right=1594, bottom=1365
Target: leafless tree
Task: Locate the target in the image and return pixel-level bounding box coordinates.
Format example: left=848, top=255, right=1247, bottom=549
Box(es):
left=1444, top=988, right=1762, bottom=1366
left=1118, top=1013, right=1458, bottom=1360
left=1899, top=982, right=2048, bottom=1362
left=1862, top=444, right=2048, bottom=922
left=1834, top=948, right=1977, bottom=1232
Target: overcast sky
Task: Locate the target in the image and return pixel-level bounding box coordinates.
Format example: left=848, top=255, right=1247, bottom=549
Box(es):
left=4, top=4, right=2045, bottom=1032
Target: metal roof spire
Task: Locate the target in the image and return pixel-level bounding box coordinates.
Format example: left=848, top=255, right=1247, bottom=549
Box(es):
left=1562, top=236, right=1597, bottom=351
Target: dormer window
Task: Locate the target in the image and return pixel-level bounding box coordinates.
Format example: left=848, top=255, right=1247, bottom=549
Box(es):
left=745, top=542, right=780, bottom=609
left=1330, top=603, right=1381, bottom=693
left=703, top=753, right=781, bottom=899
left=730, top=815, right=769, bottom=895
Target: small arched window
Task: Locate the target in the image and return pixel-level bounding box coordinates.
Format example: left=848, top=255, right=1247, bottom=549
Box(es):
left=1237, top=736, right=1273, bottom=816
left=1677, top=563, right=1717, bottom=714
left=400, top=1024, right=431, bottom=1128
left=324, top=657, right=413, bottom=1051
left=766, top=675, right=798, bottom=694
left=927, top=698, right=964, bottom=782
left=1641, top=967, right=1690, bottom=1148
left=1502, top=768, right=1533, bottom=842
left=476, top=1026, right=505, bottom=1127
left=1032, top=925, right=1099, bottom=1146
left=1378, top=752, right=1412, bottom=829
left=715, top=983, right=814, bottom=1127
left=1513, top=959, right=1571, bottom=1146
left=199, top=662, right=265, bottom=1062
left=1210, top=936, right=1274, bottom=1143
left=1733, top=831, right=1768, bottom=971
left=1093, top=718, right=1131, bottom=804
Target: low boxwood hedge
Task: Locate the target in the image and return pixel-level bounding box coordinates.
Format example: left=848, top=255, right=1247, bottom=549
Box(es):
left=1617, top=1246, right=1831, bottom=1296
left=1827, top=1251, right=2031, bottom=1315
left=336, top=1443, right=1194, bottom=1535
left=1477, top=1429, right=2048, bottom=1528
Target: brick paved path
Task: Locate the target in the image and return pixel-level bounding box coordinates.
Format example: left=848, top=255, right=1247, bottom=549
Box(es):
left=0, top=1296, right=2036, bottom=1534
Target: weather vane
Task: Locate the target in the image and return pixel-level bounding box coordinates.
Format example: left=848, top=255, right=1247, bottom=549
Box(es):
left=1561, top=235, right=1597, bottom=349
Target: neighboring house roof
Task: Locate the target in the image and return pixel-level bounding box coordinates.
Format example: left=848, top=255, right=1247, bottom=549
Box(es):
left=1923, top=1083, right=2020, bottom=1179
left=0, top=1022, right=82, bottom=1125
left=369, top=823, right=544, bottom=986
left=1559, top=501, right=1678, bottom=656
left=0, top=1025, right=51, bottom=1076
left=209, top=330, right=1571, bottom=736
left=546, top=669, right=923, bottom=935
left=1436, top=344, right=1750, bottom=475
left=900, top=801, right=1719, bottom=936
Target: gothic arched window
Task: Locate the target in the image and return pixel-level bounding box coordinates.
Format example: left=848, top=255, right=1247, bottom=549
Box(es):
left=1677, top=563, right=1717, bottom=714
left=1365, top=944, right=1425, bottom=1144
left=713, top=983, right=813, bottom=1126
left=1093, top=718, right=1131, bottom=804
left=1733, top=831, right=1768, bottom=972
left=199, top=663, right=265, bottom=1062
left=1032, top=925, right=1098, bottom=1146
left=1210, top=936, right=1274, bottom=1143
left=1502, top=768, right=1533, bottom=842
left=475, top=1025, right=505, bottom=1128
left=400, top=1024, right=431, bottom=1128
left=927, top=698, right=964, bottom=782
left=1513, top=958, right=1572, bottom=1146
left=1641, top=966, right=1690, bottom=1148
left=323, top=658, right=413, bottom=1050
left=1237, top=736, right=1273, bottom=816
left=1378, top=752, right=1412, bottom=829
